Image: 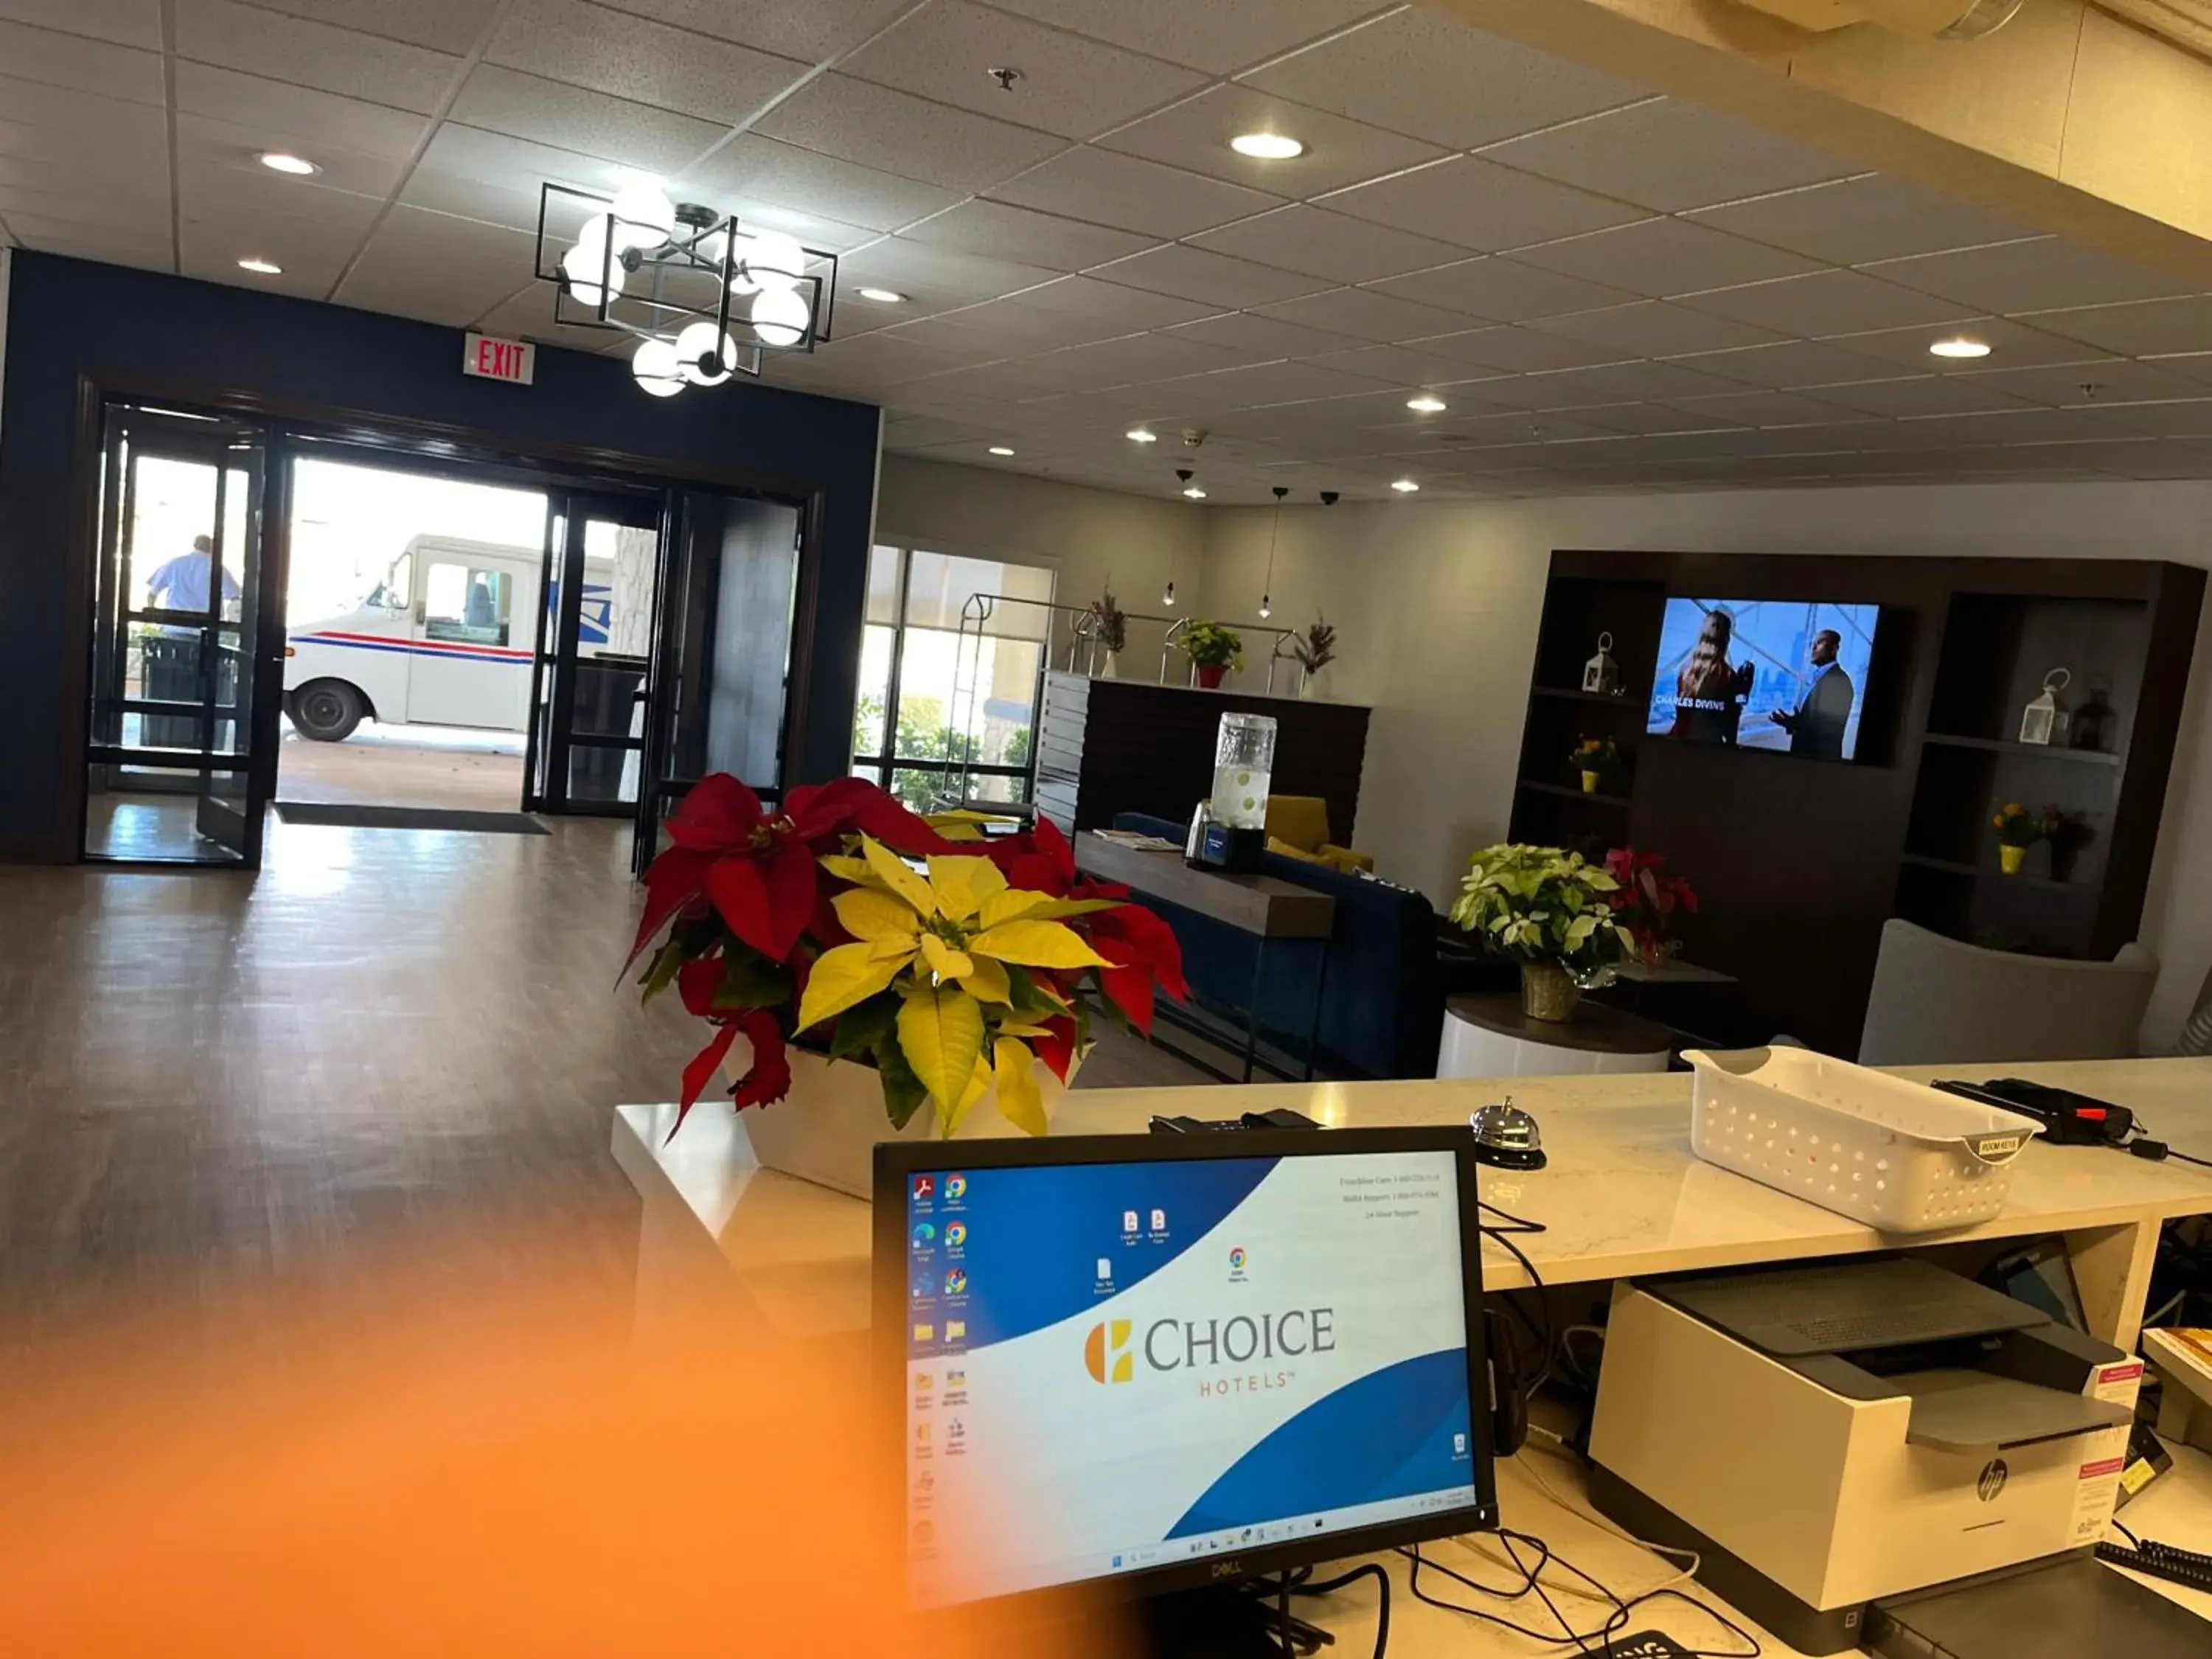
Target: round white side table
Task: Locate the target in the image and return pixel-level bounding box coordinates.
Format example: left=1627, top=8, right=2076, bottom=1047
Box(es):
left=1436, top=992, right=1673, bottom=1079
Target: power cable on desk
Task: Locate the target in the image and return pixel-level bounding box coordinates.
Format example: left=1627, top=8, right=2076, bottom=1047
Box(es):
left=1401, top=1533, right=1759, bottom=1658
left=1480, top=1215, right=1554, bottom=1395
left=1280, top=1561, right=1391, bottom=1659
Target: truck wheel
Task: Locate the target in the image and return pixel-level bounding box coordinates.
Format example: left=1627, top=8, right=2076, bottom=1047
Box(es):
left=290, top=680, right=365, bottom=742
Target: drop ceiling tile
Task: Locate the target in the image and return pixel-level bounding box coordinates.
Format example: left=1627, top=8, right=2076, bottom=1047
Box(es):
left=335, top=256, right=531, bottom=327
left=1321, top=155, right=1647, bottom=254
left=484, top=0, right=807, bottom=125
left=1365, top=255, right=1638, bottom=322
left=177, top=0, right=460, bottom=115
left=1250, top=287, right=1485, bottom=344
left=1189, top=205, right=1465, bottom=285
left=1517, top=359, right=1766, bottom=410
left=837, top=236, right=1061, bottom=304
left=0, top=74, right=167, bottom=148
left=679, top=134, right=956, bottom=234
left=591, top=0, right=912, bottom=63
left=232, top=0, right=503, bottom=54
left=1097, top=83, right=1446, bottom=198
left=1675, top=268, right=1975, bottom=336
left=1955, top=357, right=2212, bottom=408
left=986, top=147, right=1281, bottom=240
left=2023, top=294, right=2212, bottom=358
left=1092, top=243, right=1331, bottom=308
left=0, top=0, right=159, bottom=49
left=1527, top=300, right=1787, bottom=358
left=4, top=209, right=171, bottom=265
left=1685, top=173, right=2036, bottom=266
left=2140, top=352, right=2212, bottom=390
left=992, top=273, right=1218, bottom=329
left=1664, top=338, right=1902, bottom=389
left=173, top=63, right=431, bottom=157
left=905, top=199, right=1156, bottom=271
left=1481, top=98, right=1857, bottom=213
left=181, top=205, right=364, bottom=289
left=1567, top=400, right=1743, bottom=436
left=1867, top=236, right=2197, bottom=315
left=757, top=72, right=1066, bottom=193
left=1900, top=406, right=2124, bottom=446
left=1804, top=375, right=2039, bottom=418
left=1162, top=310, right=1370, bottom=362
left=1505, top=218, right=1820, bottom=299
left=370, top=201, right=538, bottom=264
left=983, top=0, right=1391, bottom=75
left=0, top=179, right=166, bottom=226
left=1015, top=330, right=1256, bottom=392
left=1242, top=9, right=1647, bottom=150
left=1401, top=325, right=1628, bottom=374
left=178, top=156, right=386, bottom=229
left=1295, top=343, right=1510, bottom=389
left=1832, top=316, right=2114, bottom=373
left=1657, top=388, right=1868, bottom=428
left=883, top=302, right=1120, bottom=355
left=841, top=0, right=1206, bottom=142
left=808, top=326, right=1008, bottom=383
left=450, top=64, right=726, bottom=173
left=1179, top=359, right=1403, bottom=408
left=0, top=149, right=166, bottom=197
left=1417, top=410, right=1629, bottom=448
left=0, top=18, right=162, bottom=104
left=176, top=111, right=410, bottom=197
left=2093, top=400, right=2212, bottom=439
left=475, top=285, right=640, bottom=352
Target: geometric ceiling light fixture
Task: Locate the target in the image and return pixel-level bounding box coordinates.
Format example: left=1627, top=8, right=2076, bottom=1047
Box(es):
left=535, top=181, right=838, bottom=397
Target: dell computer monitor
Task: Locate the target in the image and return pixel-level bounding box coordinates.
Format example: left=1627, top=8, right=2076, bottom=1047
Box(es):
left=1647, top=597, right=1881, bottom=761
left=874, top=1127, right=1497, bottom=1610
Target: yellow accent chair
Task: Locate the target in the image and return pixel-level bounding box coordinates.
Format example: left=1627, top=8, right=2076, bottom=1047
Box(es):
left=1264, top=795, right=1373, bottom=873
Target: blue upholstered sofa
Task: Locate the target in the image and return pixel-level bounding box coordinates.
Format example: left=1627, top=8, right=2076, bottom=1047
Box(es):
left=1111, top=813, right=1502, bottom=1079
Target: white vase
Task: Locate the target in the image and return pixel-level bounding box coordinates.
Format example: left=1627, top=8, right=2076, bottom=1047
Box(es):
left=729, top=1044, right=1057, bottom=1200
left=1100, top=650, right=1119, bottom=680
left=1300, top=666, right=1330, bottom=700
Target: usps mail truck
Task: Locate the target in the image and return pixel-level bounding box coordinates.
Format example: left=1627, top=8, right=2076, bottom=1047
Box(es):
left=284, top=535, right=615, bottom=741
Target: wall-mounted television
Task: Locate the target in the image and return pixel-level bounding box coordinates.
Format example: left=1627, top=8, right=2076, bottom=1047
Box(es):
left=1646, top=598, right=1879, bottom=761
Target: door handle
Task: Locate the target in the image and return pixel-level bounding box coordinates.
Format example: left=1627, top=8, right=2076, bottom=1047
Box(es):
left=413, top=599, right=426, bottom=625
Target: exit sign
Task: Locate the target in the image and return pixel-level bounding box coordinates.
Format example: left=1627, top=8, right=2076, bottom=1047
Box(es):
left=463, top=333, right=535, bottom=385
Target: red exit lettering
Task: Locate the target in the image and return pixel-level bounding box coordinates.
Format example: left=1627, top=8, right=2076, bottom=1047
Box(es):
left=462, top=333, right=535, bottom=386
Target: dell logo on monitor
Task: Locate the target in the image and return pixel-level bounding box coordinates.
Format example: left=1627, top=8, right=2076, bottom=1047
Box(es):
left=1211, top=1559, right=1243, bottom=1579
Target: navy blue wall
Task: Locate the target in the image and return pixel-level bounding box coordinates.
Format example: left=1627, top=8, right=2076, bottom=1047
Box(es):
left=0, top=251, right=880, bottom=853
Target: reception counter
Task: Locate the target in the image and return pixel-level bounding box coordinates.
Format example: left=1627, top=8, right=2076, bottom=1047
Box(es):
left=611, top=1058, right=2212, bottom=1651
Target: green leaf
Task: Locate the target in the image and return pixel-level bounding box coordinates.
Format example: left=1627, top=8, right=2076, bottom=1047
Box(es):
left=828, top=992, right=900, bottom=1062
left=874, top=1036, right=929, bottom=1131
left=636, top=936, right=687, bottom=1000
left=713, top=951, right=793, bottom=1010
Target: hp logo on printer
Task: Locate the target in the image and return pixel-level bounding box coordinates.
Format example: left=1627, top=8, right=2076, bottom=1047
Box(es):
left=1976, top=1458, right=2009, bottom=1503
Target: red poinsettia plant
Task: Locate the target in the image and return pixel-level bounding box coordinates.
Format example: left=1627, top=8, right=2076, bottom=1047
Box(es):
left=628, top=774, right=1187, bottom=1137
left=1601, top=846, right=1698, bottom=970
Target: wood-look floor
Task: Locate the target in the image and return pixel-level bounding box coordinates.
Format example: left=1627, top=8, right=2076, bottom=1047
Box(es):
left=0, top=817, right=1208, bottom=1327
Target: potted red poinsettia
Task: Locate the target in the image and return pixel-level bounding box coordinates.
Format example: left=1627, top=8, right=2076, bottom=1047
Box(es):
left=1601, top=846, right=1698, bottom=970
left=628, top=774, right=1186, bottom=1197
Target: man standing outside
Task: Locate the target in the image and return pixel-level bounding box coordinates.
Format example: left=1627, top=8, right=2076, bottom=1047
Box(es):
left=140, top=534, right=240, bottom=748
left=1769, top=627, right=1854, bottom=760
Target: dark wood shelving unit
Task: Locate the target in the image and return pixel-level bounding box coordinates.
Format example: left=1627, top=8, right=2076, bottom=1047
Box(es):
left=1509, top=549, right=2202, bottom=1056
left=1920, top=731, right=2121, bottom=765
left=1519, top=779, right=1632, bottom=807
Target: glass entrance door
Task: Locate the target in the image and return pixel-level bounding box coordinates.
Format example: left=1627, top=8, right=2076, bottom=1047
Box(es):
left=524, top=491, right=661, bottom=816
left=83, top=406, right=274, bottom=864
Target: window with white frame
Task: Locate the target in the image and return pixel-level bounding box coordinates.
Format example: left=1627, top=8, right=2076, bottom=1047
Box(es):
left=852, top=544, right=1055, bottom=810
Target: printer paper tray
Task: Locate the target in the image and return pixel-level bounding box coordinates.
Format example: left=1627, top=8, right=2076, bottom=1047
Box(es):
left=1899, top=1369, right=2129, bottom=1453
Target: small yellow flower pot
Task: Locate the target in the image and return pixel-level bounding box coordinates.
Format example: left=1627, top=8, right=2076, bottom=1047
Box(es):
left=1998, top=844, right=2028, bottom=875
left=1579, top=770, right=1601, bottom=794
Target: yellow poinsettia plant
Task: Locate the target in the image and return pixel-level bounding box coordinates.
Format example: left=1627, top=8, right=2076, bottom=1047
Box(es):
left=632, top=774, right=1189, bottom=1137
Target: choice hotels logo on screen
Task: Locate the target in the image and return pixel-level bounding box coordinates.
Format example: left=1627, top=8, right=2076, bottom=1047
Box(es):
left=1085, top=1308, right=1338, bottom=1396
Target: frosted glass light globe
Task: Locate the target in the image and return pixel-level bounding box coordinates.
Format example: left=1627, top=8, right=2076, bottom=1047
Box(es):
left=632, top=335, right=685, bottom=397
left=608, top=182, right=675, bottom=252
left=749, top=285, right=812, bottom=348
left=675, top=319, right=740, bottom=386
left=561, top=222, right=623, bottom=308
left=740, top=229, right=806, bottom=293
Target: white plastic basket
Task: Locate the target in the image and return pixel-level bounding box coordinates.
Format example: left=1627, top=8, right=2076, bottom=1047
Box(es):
left=1684, top=1048, right=2043, bottom=1234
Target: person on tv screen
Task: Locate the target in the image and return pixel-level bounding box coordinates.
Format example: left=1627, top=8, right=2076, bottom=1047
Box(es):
left=1768, top=627, right=1854, bottom=759
left=1670, top=608, right=1751, bottom=744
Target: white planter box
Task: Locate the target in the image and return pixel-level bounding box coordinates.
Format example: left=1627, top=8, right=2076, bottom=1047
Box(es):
left=730, top=1043, right=1054, bottom=1200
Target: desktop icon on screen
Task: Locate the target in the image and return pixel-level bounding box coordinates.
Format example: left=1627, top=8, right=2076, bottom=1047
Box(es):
left=945, top=1368, right=965, bottom=1389
left=1150, top=1208, right=1167, bottom=1233
left=1096, top=1258, right=1113, bottom=1282
left=945, top=1269, right=968, bottom=1295
left=912, top=1222, right=936, bottom=1245
left=916, top=1422, right=932, bottom=1444
left=945, top=1174, right=968, bottom=1201
left=915, top=1372, right=933, bottom=1393
left=945, top=1221, right=967, bottom=1248
left=912, top=1176, right=934, bottom=1200
left=913, top=1323, right=934, bottom=1343
left=945, top=1320, right=966, bottom=1340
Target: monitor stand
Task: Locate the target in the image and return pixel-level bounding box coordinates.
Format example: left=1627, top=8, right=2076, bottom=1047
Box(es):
left=1140, top=1582, right=1335, bottom=1656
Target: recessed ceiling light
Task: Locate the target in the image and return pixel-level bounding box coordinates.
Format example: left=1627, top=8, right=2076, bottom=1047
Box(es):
left=1406, top=394, right=1447, bottom=414
left=1127, top=428, right=1158, bottom=444
left=237, top=257, right=283, bottom=275
left=1230, top=132, right=1305, bottom=160
left=989, top=445, right=1015, bottom=456
left=1391, top=479, right=1420, bottom=493
left=1183, top=485, right=1208, bottom=499
left=1929, top=335, right=1992, bottom=360
left=257, top=151, right=318, bottom=176
left=857, top=287, right=906, bottom=303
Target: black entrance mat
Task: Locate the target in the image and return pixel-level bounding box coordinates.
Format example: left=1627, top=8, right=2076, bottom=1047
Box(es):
left=273, top=802, right=550, bottom=835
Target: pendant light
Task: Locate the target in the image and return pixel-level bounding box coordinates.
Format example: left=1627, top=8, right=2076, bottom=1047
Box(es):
left=1165, top=471, right=1197, bottom=605
left=1258, top=486, right=1287, bottom=619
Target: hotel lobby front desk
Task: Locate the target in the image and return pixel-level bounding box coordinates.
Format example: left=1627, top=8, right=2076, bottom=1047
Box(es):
left=613, top=1059, right=2212, bottom=1653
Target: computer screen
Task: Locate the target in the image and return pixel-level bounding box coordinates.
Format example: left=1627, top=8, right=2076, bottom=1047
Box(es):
left=885, top=1134, right=1489, bottom=1608
left=1646, top=597, right=1881, bottom=760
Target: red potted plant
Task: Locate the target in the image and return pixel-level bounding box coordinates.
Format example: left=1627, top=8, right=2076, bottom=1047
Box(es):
left=1601, top=846, right=1698, bottom=969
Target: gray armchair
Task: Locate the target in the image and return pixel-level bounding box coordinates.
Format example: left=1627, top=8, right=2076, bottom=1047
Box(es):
left=1857, top=919, right=2157, bottom=1067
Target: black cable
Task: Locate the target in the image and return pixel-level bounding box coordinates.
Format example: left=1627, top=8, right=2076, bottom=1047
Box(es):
left=1481, top=1199, right=1548, bottom=1235
left=2112, top=1518, right=2142, bottom=1548
left=1293, top=1561, right=1391, bottom=1659
left=1481, top=1222, right=1554, bottom=1390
